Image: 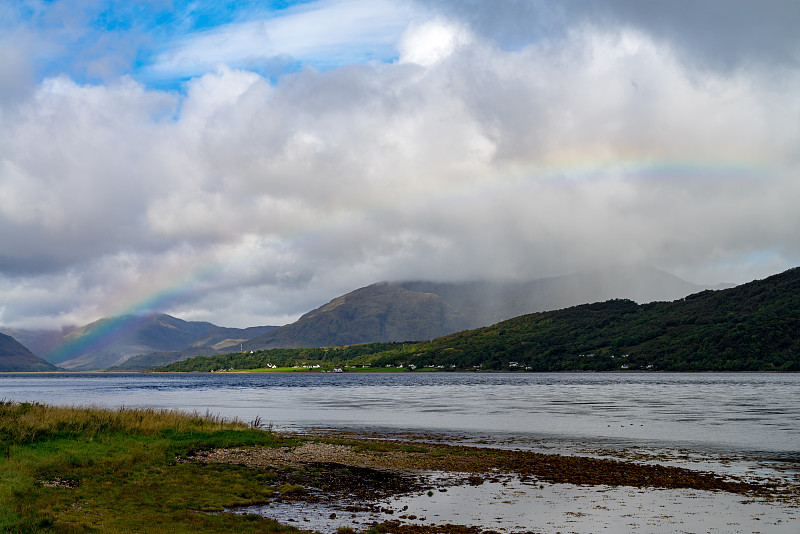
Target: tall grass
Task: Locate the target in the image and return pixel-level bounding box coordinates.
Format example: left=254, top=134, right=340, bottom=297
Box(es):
left=0, top=401, right=299, bottom=533
left=0, top=400, right=246, bottom=446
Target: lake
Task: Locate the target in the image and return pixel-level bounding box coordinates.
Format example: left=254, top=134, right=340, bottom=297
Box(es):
left=2, top=372, right=798, bottom=459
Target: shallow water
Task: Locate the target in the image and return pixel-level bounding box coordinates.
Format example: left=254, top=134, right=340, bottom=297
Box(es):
left=239, top=476, right=800, bottom=534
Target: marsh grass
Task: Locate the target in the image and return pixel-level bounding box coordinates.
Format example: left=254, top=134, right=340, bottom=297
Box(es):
left=0, top=401, right=239, bottom=442
left=0, top=401, right=303, bottom=533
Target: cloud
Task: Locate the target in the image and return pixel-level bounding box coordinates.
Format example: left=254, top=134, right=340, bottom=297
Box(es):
left=398, top=18, right=470, bottom=66
left=430, top=0, right=800, bottom=73
left=1, top=1, right=800, bottom=328
left=147, top=0, right=419, bottom=80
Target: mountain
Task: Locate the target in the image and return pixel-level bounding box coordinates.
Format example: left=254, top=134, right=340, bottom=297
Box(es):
left=243, top=282, right=467, bottom=350
left=163, top=266, right=799, bottom=373
left=1, top=265, right=726, bottom=369
left=398, top=265, right=726, bottom=328
left=111, top=325, right=277, bottom=371
left=243, top=265, right=724, bottom=351
left=36, top=314, right=275, bottom=371
left=0, top=326, right=76, bottom=361
left=370, top=267, right=800, bottom=372
left=0, top=333, right=59, bottom=372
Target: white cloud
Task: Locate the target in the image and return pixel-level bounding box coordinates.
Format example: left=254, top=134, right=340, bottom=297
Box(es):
left=149, top=0, right=420, bottom=79
left=398, top=18, right=470, bottom=66
left=2, top=3, right=800, bottom=329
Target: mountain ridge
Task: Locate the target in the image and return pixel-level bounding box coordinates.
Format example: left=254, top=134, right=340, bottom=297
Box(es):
left=2, top=314, right=276, bottom=371
left=0, top=333, right=60, bottom=372
left=372, top=266, right=800, bottom=372
left=1, top=265, right=731, bottom=370
left=158, top=266, right=800, bottom=373
left=243, top=265, right=727, bottom=351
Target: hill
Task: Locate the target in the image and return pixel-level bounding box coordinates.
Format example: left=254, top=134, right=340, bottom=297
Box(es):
left=370, top=267, right=800, bottom=372
left=158, top=267, right=800, bottom=373
left=398, top=265, right=727, bottom=328
left=0, top=265, right=727, bottom=370
left=243, top=283, right=466, bottom=350
left=243, top=266, right=716, bottom=351
left=0, top=333, right=59, bottom=372
left=0, top=327, right=75, bottom=361
left=41, top=314, right=275, bottom=370
left=110, top=325, right=277, bottom=371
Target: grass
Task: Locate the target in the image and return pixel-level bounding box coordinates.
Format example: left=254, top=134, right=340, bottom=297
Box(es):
left=225, top=367, right=409, bottom=373
left=0, top=401, right=305, bottom=533
left=228, top=367, right=316, bottom=373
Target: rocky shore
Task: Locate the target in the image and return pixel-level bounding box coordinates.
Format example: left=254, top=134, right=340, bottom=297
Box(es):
left=184, top=434, right=797, bottom=533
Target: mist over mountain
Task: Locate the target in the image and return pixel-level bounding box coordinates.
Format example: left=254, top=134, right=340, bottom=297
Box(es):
left=0, top=333, right=59, bottom=372
left=0, top=327, right=77, bottom=361
left=112, top=324, right=278, bottom=371
left=1, top=265, right=730, bottom=370
left=1, top=314, right=276, bottom=371
left=244, top=265, right=725, bottom=351
left=398, top=265, right=725, bottom=328
left=242, top=283, right=467, bottom=351
left=162, top=266, right=799, bottom=374
left=374, top=266, right=800, bottom=372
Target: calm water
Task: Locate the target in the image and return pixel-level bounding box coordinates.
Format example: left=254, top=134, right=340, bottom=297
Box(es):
left=1, top=372, right=798, bottom=457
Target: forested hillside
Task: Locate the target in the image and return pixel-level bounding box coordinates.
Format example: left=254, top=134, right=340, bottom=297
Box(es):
left=156, top=267, right=800, bottom=373
left=377, top=267, right=800, bottom=372
left=156, top=342, right=405, bottom=372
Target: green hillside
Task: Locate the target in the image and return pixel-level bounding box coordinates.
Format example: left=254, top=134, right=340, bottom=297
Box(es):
left=381, top=267, right=800, bottom=372
left=156, top=342, right=407, bottom=372
left=239, top=266, right=714, bottom=352
left=156, top=267, right=800, bottom=373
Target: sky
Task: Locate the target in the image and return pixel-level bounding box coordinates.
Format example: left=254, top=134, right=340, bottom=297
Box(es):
left=1, top=0, right=799, bottom=329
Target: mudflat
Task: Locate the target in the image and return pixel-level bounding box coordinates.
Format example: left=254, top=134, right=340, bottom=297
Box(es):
left=187, top=433, right=800, bottom=533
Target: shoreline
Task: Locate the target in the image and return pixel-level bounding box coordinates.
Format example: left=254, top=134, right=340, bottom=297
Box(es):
left=2, top=401, right=798, bottom=533
left=188, top=430, right=800, bottom=533
left=188, top=435, right=777, bottom=495
left=5, top=369, right=798, bottom=374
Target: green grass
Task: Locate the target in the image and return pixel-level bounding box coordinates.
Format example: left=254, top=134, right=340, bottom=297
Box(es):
left=228, top=367, right=317, bottom=373
left=225, top=367, right=408, bottom=373
left=339, top=367, right=408, bottom=373
left=0, top=401, right=306, bottom=533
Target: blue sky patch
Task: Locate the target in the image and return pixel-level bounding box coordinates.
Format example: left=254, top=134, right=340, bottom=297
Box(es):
left=17, top=0, right=413, bottom=92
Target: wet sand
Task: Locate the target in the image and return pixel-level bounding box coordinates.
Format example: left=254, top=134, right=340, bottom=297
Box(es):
left=188, top=432, right=800, bottom=533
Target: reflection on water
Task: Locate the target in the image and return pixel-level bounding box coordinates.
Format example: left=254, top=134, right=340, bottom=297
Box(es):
left=1, top=372, right=799, bottom=456
left=237, top=475, right=800, bottom=534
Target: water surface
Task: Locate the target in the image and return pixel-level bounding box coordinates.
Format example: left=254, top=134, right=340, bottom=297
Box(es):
left=5, top=372, right=799, bottom=532
left=2, top=372, right=798, bottom=458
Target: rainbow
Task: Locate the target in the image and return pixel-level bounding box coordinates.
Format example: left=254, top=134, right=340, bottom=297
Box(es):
left=46, top=268, right=211, bottom=366
left=45, top=156, right=771, bottom=366
left=510, top=156, right=769, bottom=185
